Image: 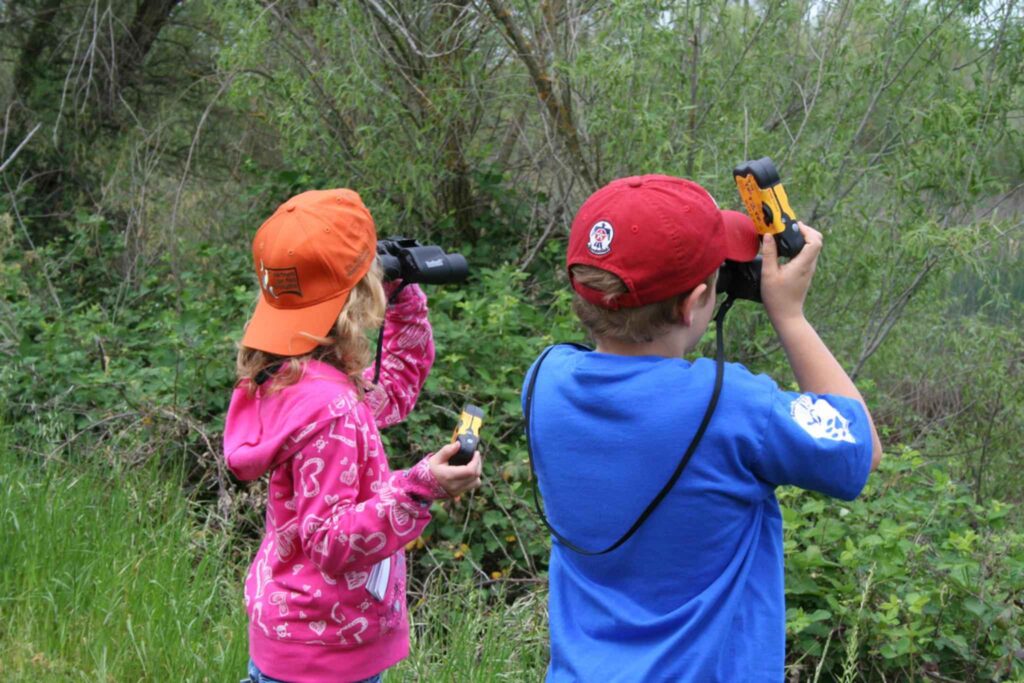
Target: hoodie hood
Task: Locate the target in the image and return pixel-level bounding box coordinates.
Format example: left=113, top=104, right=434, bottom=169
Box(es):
left=224, top=360, right=355, bottom=481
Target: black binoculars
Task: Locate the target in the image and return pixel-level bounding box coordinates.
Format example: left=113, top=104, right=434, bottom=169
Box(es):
left=377, top=237, right=469, bottom=285
left=717, top=258, right=763, bottom=302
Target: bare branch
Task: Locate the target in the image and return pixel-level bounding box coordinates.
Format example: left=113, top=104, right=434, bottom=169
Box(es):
left=684, top=3, right=702, bottom=178
left=361, top=0, right=474, bottom=59
left=2, top=175, right=65, bottom=314
left=168, top=71, right=238, bottom=246
left=483, top=0, right=596, bottom=190
left=519, top=175, right=575, bottom=271
left=851, top=254, right=938, bottom=380
left=0, top=122, right=41, bottom=175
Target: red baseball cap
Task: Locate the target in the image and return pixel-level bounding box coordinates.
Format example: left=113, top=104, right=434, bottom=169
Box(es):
left=242, top=189, right=377, bottom=356
left=567, top=175, right=759, bottom=309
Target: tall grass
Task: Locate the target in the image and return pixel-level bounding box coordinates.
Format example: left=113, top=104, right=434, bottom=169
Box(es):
left=396, top=579, right=549, bottom=681
left=0, top=443, right=549, bottom=681
left=0, top=449, right=247, bottom=680
left=839, top=564, right=876, bottom=683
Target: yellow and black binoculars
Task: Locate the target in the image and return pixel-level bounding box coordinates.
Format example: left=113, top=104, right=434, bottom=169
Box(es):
left=718, top=157, right=806, bottom=302
left=450, top=404, right=484, bottom=466
left=733, top=157, right=805, bottom=259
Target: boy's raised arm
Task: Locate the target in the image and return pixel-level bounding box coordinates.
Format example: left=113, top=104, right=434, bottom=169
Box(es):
left=761, top=224, right=883, bottom=471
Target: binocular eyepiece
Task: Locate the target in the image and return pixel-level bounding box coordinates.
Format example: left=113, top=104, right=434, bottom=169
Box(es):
left=717, top=258, right=764, bottom=302
left=377, top=237, right=469, bottom=285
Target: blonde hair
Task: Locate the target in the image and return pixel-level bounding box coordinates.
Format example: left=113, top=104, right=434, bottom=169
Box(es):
left=570, top=265, right=714, bottom=344
left=236, top=261, right=387, bottom=396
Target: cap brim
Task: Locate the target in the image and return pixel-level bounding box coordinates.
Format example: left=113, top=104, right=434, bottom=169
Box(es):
left=720, top=210, right=760, bottom=263
left=241, top=291, right=350, bottom=356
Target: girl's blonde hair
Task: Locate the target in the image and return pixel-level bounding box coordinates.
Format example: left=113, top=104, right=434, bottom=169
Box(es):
left=236, top=260, right=387, bottom=396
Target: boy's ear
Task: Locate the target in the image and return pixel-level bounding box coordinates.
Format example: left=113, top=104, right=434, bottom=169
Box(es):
left=677, top=283, right=709, bottom=327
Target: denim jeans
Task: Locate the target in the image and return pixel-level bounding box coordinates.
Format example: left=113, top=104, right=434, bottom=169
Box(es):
left=245, top=659, right=383, bottom=683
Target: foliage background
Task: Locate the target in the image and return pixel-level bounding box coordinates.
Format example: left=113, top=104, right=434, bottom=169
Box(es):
left=1, top=0, right=1022, bottom=680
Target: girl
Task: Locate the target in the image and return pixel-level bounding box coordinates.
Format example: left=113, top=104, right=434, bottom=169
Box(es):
left=224, top=189, right=481, bottom=683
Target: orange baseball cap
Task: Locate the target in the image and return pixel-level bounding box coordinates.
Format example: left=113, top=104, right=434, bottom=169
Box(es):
left=242, top=189, right=377, bottom=356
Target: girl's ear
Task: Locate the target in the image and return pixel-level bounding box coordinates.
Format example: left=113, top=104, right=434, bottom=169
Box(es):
left=677, top=283, right=709, bottom=327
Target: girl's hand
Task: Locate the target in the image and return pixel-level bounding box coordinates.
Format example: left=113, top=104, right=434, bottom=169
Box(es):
left=428, top=442, right=483, bottom=498
left=760, top=222, right=824, bottom=327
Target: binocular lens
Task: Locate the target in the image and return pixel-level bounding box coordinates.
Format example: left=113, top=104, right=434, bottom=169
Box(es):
left=417, top=252, right=468, bottom=285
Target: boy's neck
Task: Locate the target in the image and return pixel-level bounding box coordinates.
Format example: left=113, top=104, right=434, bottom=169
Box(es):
left=595, top=327, right=697, bottom=359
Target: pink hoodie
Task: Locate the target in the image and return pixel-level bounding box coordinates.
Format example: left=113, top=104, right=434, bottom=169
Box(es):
left=224, top=285, right=445, bottom=683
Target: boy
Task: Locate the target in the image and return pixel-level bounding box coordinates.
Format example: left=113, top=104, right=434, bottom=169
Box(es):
left=523, top=175, right=882, bottom=682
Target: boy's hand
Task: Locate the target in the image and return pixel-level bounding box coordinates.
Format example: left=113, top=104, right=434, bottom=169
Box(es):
left=760, top=222, right=823, bottom=326
left=428, top=442, right=483, bottom=498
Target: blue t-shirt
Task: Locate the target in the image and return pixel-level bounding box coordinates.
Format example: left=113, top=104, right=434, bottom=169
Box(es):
left=522, top=346, right=873, bottom=682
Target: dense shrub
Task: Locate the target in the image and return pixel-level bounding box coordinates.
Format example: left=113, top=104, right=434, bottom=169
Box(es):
left=783, top=447, right=1023, bottom=681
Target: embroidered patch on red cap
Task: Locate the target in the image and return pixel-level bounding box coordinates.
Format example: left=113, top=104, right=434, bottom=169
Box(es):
left=587, top=221, right=614, bottom=255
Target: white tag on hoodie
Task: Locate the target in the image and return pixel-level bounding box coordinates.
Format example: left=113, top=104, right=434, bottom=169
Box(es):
left=366, top=556, right=391, bottom=601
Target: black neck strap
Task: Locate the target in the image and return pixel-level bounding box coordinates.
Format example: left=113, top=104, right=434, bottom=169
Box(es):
left=255, top=362, right=282, bottom=386
left=371, top=282, right=410, bottom=385
left=523, top=295, right=736, bottom=556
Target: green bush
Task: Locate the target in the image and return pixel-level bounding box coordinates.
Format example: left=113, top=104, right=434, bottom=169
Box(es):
left=783, top=447, right=1023, bottom=681
left=0, top=213, right=250, bottom=466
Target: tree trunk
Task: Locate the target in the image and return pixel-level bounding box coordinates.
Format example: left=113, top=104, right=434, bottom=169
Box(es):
left=13, top=0, right=64, bottom=99
left=114, top=0, right=182, bottom=93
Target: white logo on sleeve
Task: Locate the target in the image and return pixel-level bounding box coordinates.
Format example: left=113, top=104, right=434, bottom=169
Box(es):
left=789, top=395, right=856, bottom=443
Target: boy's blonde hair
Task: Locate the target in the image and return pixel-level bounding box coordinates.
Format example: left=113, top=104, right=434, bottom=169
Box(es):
left=236, top=261, right=387, bottom=395
left=570, top=265, right=715, bottom=344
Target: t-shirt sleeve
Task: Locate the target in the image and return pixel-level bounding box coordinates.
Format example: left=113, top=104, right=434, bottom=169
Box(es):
left=748, top=385, right=874, bottom=501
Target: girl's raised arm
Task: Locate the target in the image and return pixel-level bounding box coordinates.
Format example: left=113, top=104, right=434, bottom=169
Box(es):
left=362, top=283, right=435, bottom=429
